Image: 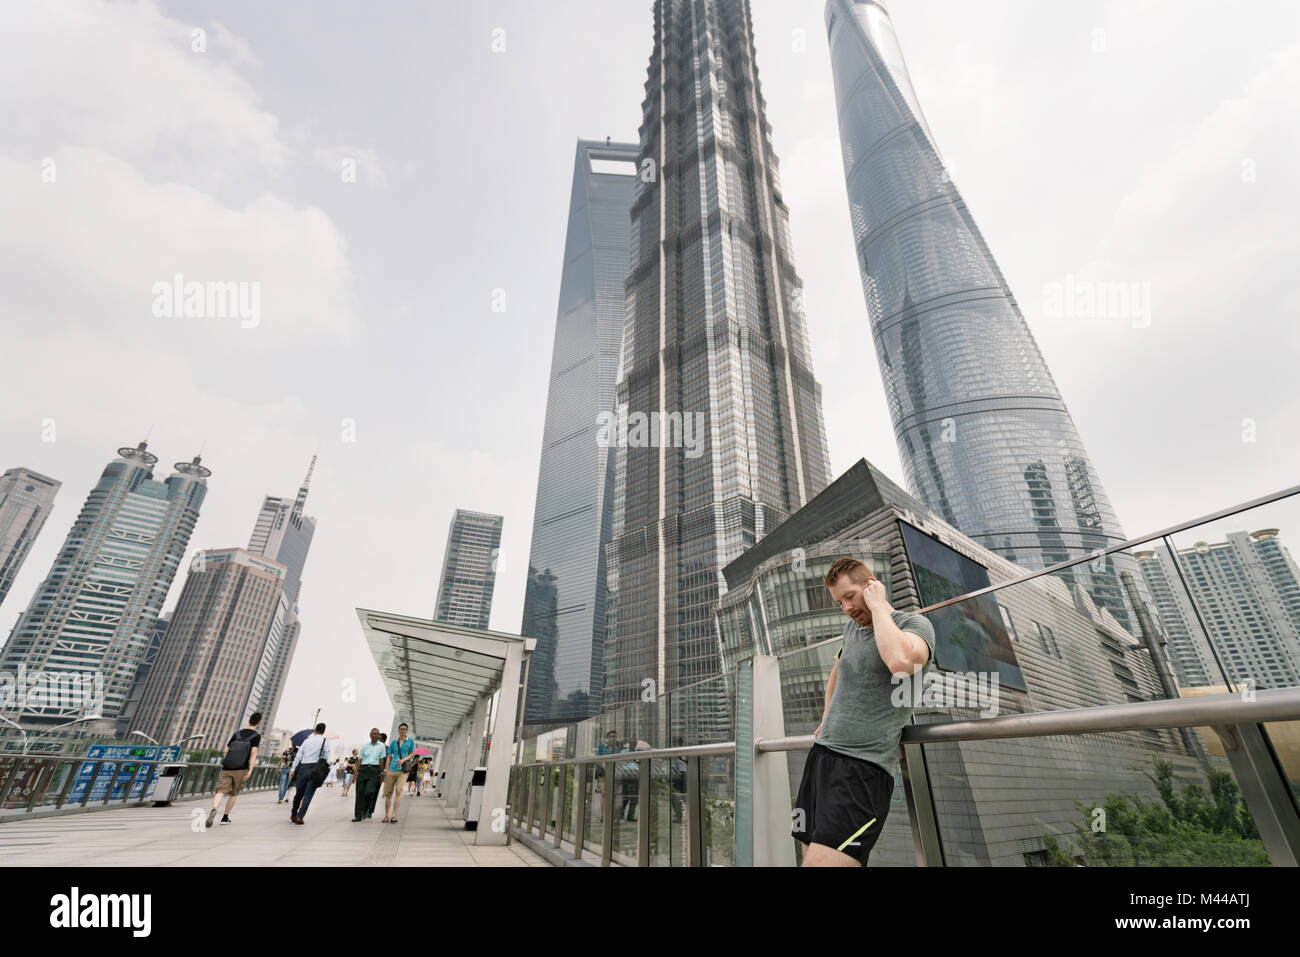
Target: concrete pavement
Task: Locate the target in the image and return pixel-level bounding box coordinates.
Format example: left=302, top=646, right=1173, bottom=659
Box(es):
left=1, top=781, right=549, bottom=867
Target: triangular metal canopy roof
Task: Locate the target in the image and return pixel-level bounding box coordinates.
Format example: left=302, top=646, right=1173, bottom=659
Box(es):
left=356, top=608, right=535, bottom=741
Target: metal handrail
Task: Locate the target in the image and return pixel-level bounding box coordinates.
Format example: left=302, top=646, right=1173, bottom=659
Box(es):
left=913, top=483, right=1300, bottom=616
left=755, top=687, right=1300, bottom=752
left=514, top=740, right=736, bottom=770
left=516, top=688, right=1300, bottom=762
left=0, top=755, right=281, bottom=819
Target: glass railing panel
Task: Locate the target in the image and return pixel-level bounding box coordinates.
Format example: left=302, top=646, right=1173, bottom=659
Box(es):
left=1158, top=494, right=1300, bottom=697
left=700, top=753, right=736, bottom=866
left=580, top=762, right=602, bottom=859
left=1261, top=721, right=1300, bottom=813
left=607, top=753, right=640, bottom=865
left=667, top=672, right=735, bottom=748
left=926, top=732, right=1267, bottom=866
left=646, top=757, right=671, bottom=866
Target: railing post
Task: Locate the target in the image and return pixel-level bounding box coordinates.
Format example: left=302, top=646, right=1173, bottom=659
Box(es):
left=637, top=757, right=651, bottom=866
left=526, top=766, right=538, bottom=834
left=686, top=755, right=703, bottom=867
left=554, top=765, right=568, bottom=849
left=55, top=760, right=78, bottom=809
left=123, top=761, right=145, bottom=805
left=103, top=761, right=125, bottom=805
left=507, top=768, right=518, bottom=826
left=601, top=759, right=615, bottom=866
left=0, top=759, right=22, bottom=807
left=25, top=759, right=56, bottom=813
left=79, top=760, right=105, bottom=808
left=739, top=655, right=792, bottom=866
left=1213, top=723, right=1300, bottom=866
left=900, top=741, right=944, bottom=866
left=538, top=765, right=551, bottom=841
left=572, top=763, right=587, bottom=862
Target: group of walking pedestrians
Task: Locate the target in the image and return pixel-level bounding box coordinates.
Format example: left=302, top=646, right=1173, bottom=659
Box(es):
left=207, top=717, right=430, bottom=828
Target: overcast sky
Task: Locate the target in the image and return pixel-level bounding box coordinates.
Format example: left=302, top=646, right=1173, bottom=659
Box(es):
left=2, top=0, right=1297, bottom=750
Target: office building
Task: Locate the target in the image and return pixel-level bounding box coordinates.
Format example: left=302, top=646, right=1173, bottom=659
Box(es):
left=129, top=548, right=288, bottom=749
left=0, top=467, right=61, bottom=610
left=823, top=0, right=1139, bottom=627
left=0, top=442, right=209, bottom=730
left=435, top=509, right=503, bottom=629
left=244, top=458, right=318, bottom=726
left=522, top=139, right=638, bottom=722
left=604, top=0, right=833, bottom=711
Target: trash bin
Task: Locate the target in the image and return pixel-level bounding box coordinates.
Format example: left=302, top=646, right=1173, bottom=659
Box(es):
left=463, top=767, right=487, bottom=830
left=152, top=764, right=186, bottom=807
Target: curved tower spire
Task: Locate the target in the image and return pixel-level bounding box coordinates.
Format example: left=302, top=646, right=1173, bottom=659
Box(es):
left=825, top=0, right=1138, bottom=625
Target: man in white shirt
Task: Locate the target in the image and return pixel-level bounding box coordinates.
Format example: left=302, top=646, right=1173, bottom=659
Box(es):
left=288, top=722, right=330, bottom=824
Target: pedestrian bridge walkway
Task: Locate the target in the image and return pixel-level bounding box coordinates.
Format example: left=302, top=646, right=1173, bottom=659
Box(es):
left=1, top=785, right=549, bottom=867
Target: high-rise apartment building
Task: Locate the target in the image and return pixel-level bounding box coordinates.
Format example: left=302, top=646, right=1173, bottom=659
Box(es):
left=604, top=0, right=833, bottom=709
left=0, top=442, right=209, bottom=729
left=129, top=548, right=288, bottom=749
left=0, top=467, right=61, bottom=610
left=435, top=509, right=503, bottom=629
left=823, top=0, right=1137, bottom=626
left=522, top=139, right=638, bottom=722
left=1137, top=529, right=1300, bottom=690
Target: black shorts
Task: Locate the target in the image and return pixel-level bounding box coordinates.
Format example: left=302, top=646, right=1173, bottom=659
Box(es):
left=792, top=743, right=894, bottom=864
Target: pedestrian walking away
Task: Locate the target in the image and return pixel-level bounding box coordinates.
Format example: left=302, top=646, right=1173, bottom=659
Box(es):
left=277, top=743, right=297, bottom=803
left=207, top=711, right=262, bottom=828
left=353, top=729, right=387, bottom=821
left=289, top=723, right=331, bottom=824
left=791, top=558, right=934, bottom=867
left=368, top=733, right=388, bottom=818
left=342, top=749, right=358, bottom=796
left=383, top=722, right=415, bottom=823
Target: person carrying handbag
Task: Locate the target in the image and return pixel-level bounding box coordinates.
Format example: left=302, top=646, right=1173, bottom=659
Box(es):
left=288, top=723, right=331, bottom=824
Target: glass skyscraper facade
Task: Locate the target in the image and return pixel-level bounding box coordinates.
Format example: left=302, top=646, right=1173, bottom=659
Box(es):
left=604, top=0, right=833, bottom=711
left=824, top=0, right=1137, bottom=626
left=0, top=466, right=61, bottom=611
left=244, top=458, right=317, bottom=727
left=435, top=509, right=503, bottom=630
left=0, top=442, right=209, bottom=728
left=522, top=139, right=638, bottom=722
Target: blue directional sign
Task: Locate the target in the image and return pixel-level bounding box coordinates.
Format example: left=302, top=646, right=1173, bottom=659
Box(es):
left=69, top=744, right=182, bottom=802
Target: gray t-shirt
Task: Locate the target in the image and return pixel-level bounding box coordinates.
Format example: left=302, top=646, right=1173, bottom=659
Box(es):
left=815, top=609, right=936, bottom=778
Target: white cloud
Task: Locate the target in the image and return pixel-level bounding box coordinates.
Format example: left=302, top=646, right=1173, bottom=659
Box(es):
left=0, top=0, right=288, bottom=176
left=0, top=147, right=360, bottom=342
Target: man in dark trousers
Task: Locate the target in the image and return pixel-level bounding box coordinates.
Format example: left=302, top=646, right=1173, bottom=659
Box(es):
left=288, top=722, right=330, bottom=824
left=352, top=727, right=387, bottom=822
left=367, top=732, right=388, bottom=818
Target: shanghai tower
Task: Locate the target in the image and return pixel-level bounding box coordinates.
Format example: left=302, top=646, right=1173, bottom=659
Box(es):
left=825, top=0, right=1136, bottom=624
left=605, top=0, right=833, bottom=711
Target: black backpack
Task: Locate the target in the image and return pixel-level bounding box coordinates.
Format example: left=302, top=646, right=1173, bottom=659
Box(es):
left=222, top=730, right=255, bottom=770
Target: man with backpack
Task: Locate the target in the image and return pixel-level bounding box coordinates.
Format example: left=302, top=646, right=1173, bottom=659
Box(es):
left=206, top=711, right=262, bottom=828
